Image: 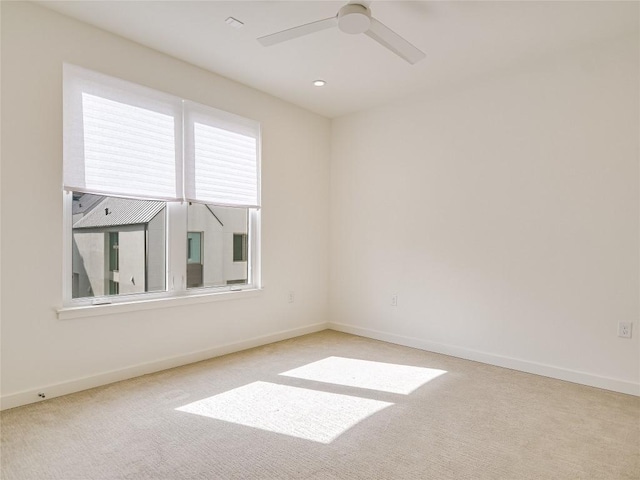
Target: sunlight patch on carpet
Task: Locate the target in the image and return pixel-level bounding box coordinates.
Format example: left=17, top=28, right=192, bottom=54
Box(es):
left=176, top=381, right=393, bottom=444
left=279, top=356, right=446, bottom=394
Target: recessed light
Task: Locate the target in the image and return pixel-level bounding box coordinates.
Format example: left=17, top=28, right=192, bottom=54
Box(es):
left=225, top=17, right=244, bottom=29
left=313, top=80, right=326, bottom=87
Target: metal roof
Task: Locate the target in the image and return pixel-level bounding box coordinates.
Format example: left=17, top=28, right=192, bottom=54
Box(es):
left=72, top=193, right=103, bottom=215
left=73, top=196, right=165, bottom=229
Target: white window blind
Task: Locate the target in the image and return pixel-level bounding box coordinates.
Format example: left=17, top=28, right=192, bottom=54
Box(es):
left=184, top=101, right=261, bottom=208
left=63, top=64, right=183, bottom=201
left=64, top=65, right=260, bottom=206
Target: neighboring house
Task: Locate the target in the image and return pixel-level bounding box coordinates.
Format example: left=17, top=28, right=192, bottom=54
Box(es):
left=72, top=194, right=166, bottom=298
left=186, top=203, right=249, bottom=289
left=72, top=194, right=247, bottom=299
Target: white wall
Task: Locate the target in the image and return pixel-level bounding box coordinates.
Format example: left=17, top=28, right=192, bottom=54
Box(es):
left=1, top=1, right=637, bottom=409
left=0, top=2, right=330, bottom=407
left=330, top=34, right=639, bottom=394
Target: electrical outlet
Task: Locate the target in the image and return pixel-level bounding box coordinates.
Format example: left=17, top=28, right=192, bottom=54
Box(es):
left=618, top=322, right=632, bottom=338
left=391, top=294, right=398, bottom=307
left=288, top=291, right=294, bottom=304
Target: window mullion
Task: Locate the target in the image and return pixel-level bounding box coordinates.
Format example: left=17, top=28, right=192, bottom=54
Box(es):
left=167, top=202, right=188, bottom=294
left=249, top=208, right=261, bottom=289
left=62, top=191, right=74, bottom=304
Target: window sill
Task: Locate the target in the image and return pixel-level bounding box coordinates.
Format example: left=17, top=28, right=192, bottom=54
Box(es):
left=56, top=288, right=263, bottom=320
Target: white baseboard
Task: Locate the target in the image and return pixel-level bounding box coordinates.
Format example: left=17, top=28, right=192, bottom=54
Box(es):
left=0, top=322, right=328, bottom=411
left=4, top=321, right=636, bottom=410
left=328, top=322, right=640, bottom=397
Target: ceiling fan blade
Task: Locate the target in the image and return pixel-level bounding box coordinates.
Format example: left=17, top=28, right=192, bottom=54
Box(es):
left=258, top=17, right=338, bottom=47
left=364, top=17, right=425, bottom=65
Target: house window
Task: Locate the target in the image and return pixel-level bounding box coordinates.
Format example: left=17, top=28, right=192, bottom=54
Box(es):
left=63, top=64, right=260, bottom=306
left=187, top=232, right=202, bottom=264
left=109, top=280, right=119, bottom=295
left=186, top=231, right=203, bottom=288
left=108, top=232, right=119, bottom=272
left=233, top=233, right=248, bottom=262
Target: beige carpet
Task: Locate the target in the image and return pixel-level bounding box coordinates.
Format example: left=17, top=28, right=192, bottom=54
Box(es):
left=1, top=330, right=639, bottom=479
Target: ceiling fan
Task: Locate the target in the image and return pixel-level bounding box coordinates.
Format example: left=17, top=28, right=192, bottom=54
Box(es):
left=257, top=2, right=426, bottom=65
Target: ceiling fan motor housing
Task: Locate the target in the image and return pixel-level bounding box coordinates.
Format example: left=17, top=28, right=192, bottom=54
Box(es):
left=337, top=4, right=371, bottom=34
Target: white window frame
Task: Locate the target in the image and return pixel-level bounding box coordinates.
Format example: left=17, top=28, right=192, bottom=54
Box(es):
left=60, top=65, right=262, bottom=312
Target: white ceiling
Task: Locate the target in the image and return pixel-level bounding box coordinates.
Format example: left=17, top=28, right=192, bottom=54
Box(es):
left=39, top=1, right=638, bottom=118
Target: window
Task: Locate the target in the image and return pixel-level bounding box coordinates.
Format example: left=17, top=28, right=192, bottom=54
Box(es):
left=186, top=231, right=202, bottom=288
left=233, top=234, right=248, bottom=262
left=63, top=65, right=261, bottom=306
left=108, top=232, right=119, bottom=272
left=109, top=280, right=119, bottom=295
left=187, top=232, right=202, bottom=264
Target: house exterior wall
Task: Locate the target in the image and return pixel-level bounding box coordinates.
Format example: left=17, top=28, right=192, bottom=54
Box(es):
left=187, top=205, right=248, bottom=288
left=114, top=228, right=146, bottom=295
left=147, top=211, right=166, bottom=293
left=219, top=208, right=250, bottom=284
left=72, top=225, right=146, bottom=297
left=187, top=204, right=224, bottom=287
